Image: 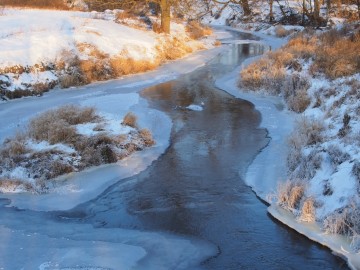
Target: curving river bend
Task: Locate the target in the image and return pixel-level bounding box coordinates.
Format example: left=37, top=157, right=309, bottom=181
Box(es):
left=74, top=34, right=348, bottom=269
left=0, top=31, right=349, bottom=269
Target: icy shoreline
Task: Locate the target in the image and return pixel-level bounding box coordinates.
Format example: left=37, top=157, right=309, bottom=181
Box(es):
left=215, top=37, right=360, bottom=269
left=269, top=205, right=360, bottom=270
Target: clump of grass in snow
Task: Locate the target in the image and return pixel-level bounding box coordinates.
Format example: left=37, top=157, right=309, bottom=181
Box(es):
left=240, top=26, right=360, bottom=112
left=186, top=21, right=213, bottom=40
left=29, top=105, right=97, bottom=144
left=122, top=112, right=138, bottom=128
left=277, top=179, right=306, bottom=210
left=0, top=106, right=156, bottom=193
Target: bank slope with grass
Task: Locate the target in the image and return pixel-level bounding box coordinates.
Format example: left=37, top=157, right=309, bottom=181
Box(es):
left=0, top=105, right=156, bottom=194
left=238, top=24, right=360, bottom=269
left=0, top=8, right=215, bottom=99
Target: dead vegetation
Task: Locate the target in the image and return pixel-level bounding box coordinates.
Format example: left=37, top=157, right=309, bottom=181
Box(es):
left=323, top=201, right=360, bottom=252
left=0, top=0, right=69, bottom=9
left=0, top=106, right=156, bottom=193
left=277, top=179, right=306, bottom=210
left=240, top=25, right=360, bottom=113
left=186, top=21, right=212, bottom=40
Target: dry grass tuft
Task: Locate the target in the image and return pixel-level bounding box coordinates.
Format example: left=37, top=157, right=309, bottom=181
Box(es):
left=28, top=105, right=97, bottom=144
left=186, top=21, right=213, bottom=40
left=277, top=179, right=306, bottom=210
left=0, top=0, right=69, bottom=9
left=122, top=112, right=137, bottom=128
left=275, top=25, right=290, bottom=37
left=110, top=57, right=158, bottom=77
left=240, top=50, right=293, bottom=93
left=157, top=36, right=193, bottom=61
left=139, top=128, right=155, bottom=147
left=299, top=197, right=316, bottom=222
left=0, top=178, right=33, bottom=193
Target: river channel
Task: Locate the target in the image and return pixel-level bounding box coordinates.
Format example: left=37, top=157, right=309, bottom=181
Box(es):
left=0, top=31, right=350, bottom=269
left=74, top=36, right=348, bottom=269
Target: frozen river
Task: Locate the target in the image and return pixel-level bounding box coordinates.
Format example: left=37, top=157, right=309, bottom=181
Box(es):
left=0, top=31, right=349, bottom=269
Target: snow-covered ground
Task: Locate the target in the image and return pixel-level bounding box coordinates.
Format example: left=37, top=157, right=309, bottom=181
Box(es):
left=0, top=8, right=217, bottom=97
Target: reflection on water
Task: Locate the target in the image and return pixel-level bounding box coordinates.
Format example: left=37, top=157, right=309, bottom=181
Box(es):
left=77, top=43, right=347, bottom=269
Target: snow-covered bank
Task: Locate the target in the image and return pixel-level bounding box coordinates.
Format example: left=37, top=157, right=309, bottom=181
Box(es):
left=218, top=28, right=360, bottom=268
left=269, top=205, right=360, bottom=270
left=0, top=8, right=217, bottom=99
left=0, top=96, right=172, bottom=211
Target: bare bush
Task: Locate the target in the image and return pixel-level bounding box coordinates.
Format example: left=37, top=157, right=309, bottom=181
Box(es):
left=352, top=161, right=360, bottom=183
left=338, top=113, right=351, bottom=138
left=287, top=118, right=324, bottom=172
left=122, top=112, right=137, bottom=128
left=75, top=134, right=118, bottom=167
left=327, top=144, right=350, bottom=166
left=47, top=160, right=74, bottom=179
left=59, top=74, right=83, bottom=88
left=286, top=88, right=311, bottom=113
left=275, top=25, right=290, bottom=37
left=293, top=149, right=323, bottom=180
left=1, top=133, right=29, bottom=160
left=313, top=30, right=360, bottom=79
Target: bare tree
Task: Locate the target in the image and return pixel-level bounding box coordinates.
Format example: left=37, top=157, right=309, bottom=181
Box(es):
left=212, top=0, right=252, bottom=16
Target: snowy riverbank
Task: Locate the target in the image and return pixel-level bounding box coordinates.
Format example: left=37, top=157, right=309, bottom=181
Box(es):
left=216, top=32, right=360, bottom=269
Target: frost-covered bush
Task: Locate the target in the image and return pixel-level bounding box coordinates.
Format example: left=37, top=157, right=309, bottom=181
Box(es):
left=292, top=150, right=323, bottom=180
left=327, top=144, right=350, bottom=166
left=323, top=201, right=360, bottom=252
left=287, top=117, right=324, bottom=172
left=352, top=161, right=360, bottom=183
left=283, top=74, right=311, bottom=113
left=338, top=113, right=351, bottom=138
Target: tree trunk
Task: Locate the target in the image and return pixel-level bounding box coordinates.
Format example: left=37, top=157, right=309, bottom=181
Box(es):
left=314, top=0, right=320, bottom=25
left=269, top=0, right=274, bottom=22
left=302, top=0, right=306, bottom=25
left=240, top=0, right=251, bottom=16
left=160, top=0, right=171, bottom=34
